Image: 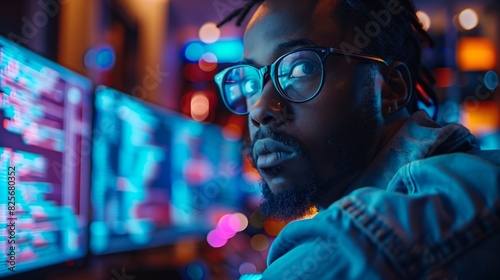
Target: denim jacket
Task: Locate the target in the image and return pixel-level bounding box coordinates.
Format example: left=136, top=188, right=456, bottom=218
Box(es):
left=261, top=111, right=500, bottom=280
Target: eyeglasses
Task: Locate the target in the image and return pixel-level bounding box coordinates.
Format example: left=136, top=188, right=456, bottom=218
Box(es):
left=214, top=46, right=388, bottom=115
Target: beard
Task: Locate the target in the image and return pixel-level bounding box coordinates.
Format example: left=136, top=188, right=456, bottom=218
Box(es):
left=248, top=129, right=323, bottom=222
left=257, top=176, right=320, bottom=222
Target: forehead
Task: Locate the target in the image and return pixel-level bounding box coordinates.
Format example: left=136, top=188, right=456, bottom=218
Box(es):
left=243, top=0, right=347, bottom=64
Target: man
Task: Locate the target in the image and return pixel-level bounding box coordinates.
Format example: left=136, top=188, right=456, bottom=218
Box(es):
left=214, top=0, right=500, bottom=279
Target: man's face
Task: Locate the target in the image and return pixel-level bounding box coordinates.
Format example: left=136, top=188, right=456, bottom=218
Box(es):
left=244, top=0, right=384, bottom=220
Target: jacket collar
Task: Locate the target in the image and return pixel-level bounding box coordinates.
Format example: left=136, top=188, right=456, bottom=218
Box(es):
left=344, top=111, right=479, bottom=193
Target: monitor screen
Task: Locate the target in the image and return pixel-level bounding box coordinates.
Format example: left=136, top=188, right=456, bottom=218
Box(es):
left=91, top=86, right=244, bottom=255
left=0, top=36, right=92, bottom=276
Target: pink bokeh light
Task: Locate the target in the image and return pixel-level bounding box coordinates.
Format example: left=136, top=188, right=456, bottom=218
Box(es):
left=207, top=229, right=228, bottom=248
left=218, top=214, right=240, bottom=234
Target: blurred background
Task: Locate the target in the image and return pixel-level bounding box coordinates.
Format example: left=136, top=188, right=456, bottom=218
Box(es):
left=0, top=0, right=498, bottom=279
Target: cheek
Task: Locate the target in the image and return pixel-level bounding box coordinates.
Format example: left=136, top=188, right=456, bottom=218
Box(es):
left=299, top=67, right=356, bottom=131
left=291, top=102, right=345, bottom=172
left=291, top=67, right=363, bottom=168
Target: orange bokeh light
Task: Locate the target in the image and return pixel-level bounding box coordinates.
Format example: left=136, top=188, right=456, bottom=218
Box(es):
left=457, top=38, right=497, bottom=71
left=190, top=91, right=210, bottom=121
left=460, top=101, right=500, bottom=136
left=198, top=52, right=218, bottom=72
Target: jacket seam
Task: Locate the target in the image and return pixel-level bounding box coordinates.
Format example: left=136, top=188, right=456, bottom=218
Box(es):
left=339, top=192, right=500, bottom=280
left=339, top=197, right=413, bottom=279
left=403, top=160, right=500, bottom=278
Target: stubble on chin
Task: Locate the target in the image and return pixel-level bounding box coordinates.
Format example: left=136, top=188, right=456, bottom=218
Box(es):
left=256, top=173, right=320, bottom=222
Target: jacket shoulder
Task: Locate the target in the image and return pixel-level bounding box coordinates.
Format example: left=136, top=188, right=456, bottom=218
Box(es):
left=388, top=150, right=500, bottom=194
left=263, top=150, right=500, bottom=279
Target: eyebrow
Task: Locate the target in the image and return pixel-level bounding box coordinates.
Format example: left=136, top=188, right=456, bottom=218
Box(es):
left=240, top=38, right=318, bottom=66
left=275, top=39, right=317, bottom=53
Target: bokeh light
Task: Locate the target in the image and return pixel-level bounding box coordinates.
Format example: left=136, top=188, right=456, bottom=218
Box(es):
left=416, top=11, right=431, bottom=31
left=207, top=229, right=228, bottom=248
left=186, top=264, right=204, bottom=280
left=190, top=91, right=210, bottom=121
left=84, top=46, right=116, bottom=70
left=199, top=22, right=220, bottom=44
left=185, top=42, right=204, bottom=61
left=239, top=262, right=257, bottom=275
left=198, top=52, right=218, bottom=72
left=460, top=101, right=500, bottom=136
left=95, top=48, right=115, bottom=69
left=250, top=234, right=269, bottom=251
left=484, top=70, right=499, bottom=91
left=218, top=214, right=240, bottom=234
left=232, top=212, right=249, bottom=232
left=206, top=213, right=250, bottom=248
left=458, top=8, right=478, bottom=30
left=214, top=227, right=236, bottom=240
left=457, top=37, right=497, bottom=71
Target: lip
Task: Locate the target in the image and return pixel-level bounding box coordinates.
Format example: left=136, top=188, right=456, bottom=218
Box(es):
left=253, top=138, right=297, bottom=169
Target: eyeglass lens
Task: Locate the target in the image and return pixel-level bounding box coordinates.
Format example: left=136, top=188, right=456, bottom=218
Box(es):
left=222, top=49, right=324, bottom=114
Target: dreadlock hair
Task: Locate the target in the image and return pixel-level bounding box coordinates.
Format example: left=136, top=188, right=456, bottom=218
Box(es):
left=217, top=0, right=438, bottom=118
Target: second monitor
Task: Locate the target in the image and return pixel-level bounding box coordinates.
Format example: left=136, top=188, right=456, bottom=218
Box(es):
left=91, top=86, right=244, bottom=255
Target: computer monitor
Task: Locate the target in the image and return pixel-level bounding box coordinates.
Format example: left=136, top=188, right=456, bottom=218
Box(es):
left=0, top=36, right=93, bottom=277
left=91, top=86, right=244, bottom=255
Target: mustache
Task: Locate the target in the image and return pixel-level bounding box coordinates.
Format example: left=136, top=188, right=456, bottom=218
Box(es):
left=247, top=128, right=305, bottom=165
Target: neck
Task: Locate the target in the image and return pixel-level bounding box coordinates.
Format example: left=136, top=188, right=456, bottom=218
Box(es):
left=377, top=110, right=410, bottom=151
left=318, top=170, right=363, bottom=209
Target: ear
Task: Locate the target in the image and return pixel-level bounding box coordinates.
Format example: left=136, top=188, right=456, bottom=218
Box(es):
left=381, top=62, right=412, bottom=115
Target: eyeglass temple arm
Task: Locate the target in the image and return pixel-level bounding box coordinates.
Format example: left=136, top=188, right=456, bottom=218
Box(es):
left=328, top=47, right=389, bottom=66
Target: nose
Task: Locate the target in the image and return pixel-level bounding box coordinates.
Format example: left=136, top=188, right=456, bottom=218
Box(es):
left=248, top=82, right=289, bottom=129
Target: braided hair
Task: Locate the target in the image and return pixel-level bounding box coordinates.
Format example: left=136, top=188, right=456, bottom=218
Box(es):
left=216, top=0, right=438, bottom=118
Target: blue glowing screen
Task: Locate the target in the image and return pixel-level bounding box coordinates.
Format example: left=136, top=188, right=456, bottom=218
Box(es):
left=0, top=36, right=92, bottom=276
left=91, top=86, right=244, bottom=254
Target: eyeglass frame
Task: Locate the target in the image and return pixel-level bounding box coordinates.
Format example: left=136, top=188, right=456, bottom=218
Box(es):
left=214, top=46, right=389, bottom=115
